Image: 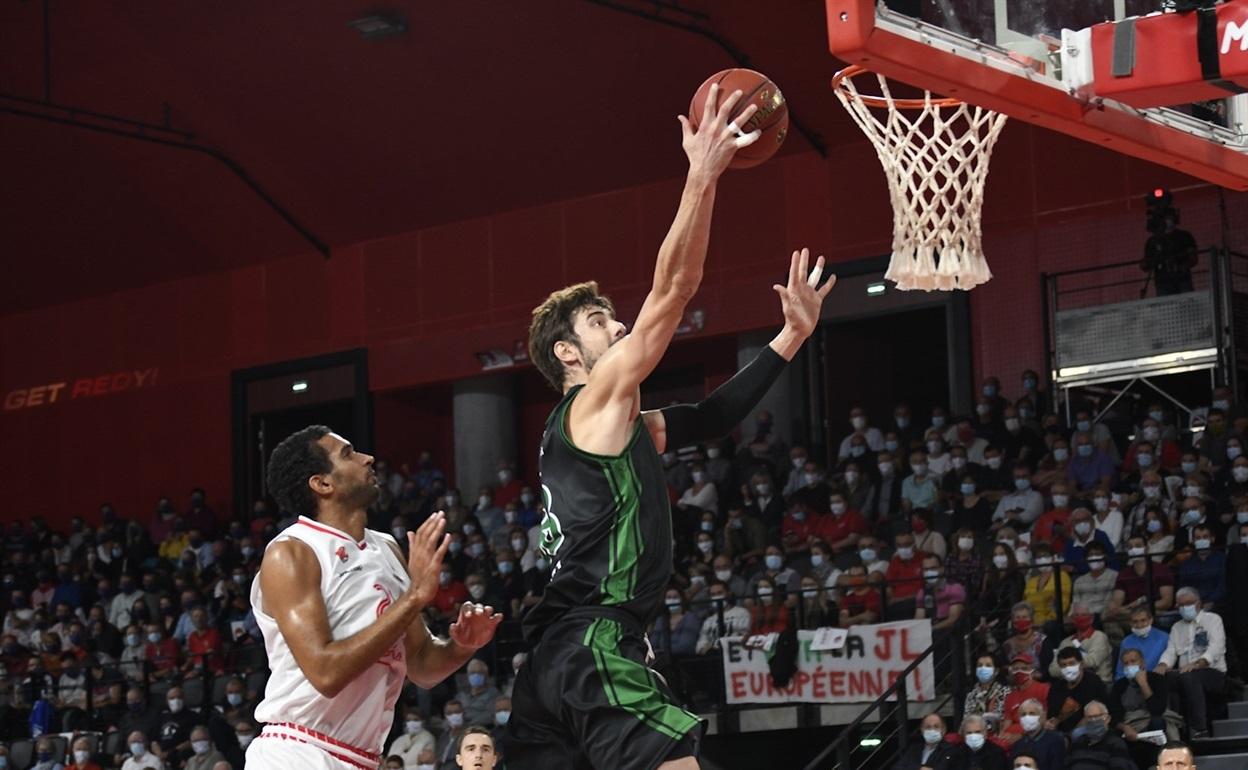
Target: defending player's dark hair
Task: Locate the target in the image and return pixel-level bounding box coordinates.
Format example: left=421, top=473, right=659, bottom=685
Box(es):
left=266, top=425, right=333, bottom=517
left=457, top=725, right=495, bottom=754
left=528, top=281, right=615, bottom=392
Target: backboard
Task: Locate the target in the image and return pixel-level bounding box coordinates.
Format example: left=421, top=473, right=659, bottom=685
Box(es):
left=826, top=0, right=1248, bottom=190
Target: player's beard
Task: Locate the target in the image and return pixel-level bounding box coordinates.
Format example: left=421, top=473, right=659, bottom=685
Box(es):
left=342, top=475, right=381, bottom=510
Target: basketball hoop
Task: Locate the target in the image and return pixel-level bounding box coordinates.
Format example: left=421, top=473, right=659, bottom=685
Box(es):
left=832, top=65, right=1008, bottom=291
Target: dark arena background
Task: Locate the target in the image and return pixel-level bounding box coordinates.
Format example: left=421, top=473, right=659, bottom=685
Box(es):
left=3, top=1, right=1248, bottom=769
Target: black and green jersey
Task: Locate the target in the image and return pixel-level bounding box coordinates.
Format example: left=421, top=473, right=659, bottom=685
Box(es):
left=522, top=384, right=673, bottom=640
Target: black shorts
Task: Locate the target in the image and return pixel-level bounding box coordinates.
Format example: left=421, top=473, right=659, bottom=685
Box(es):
left=504, top=610, right=702, bottom=770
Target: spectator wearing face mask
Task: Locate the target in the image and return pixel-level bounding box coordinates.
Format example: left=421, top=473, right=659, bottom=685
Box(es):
left=992, top=467, right=1044, bottom=532
left=838, top=407, right=884, bottom=460
left=1001, top=653, right=1050, bottom=741
left=780, top=502, right=825, bottom=557
left=1023, top=546, right=1071, bottom=627
left=885, top=533, right=925, bottom=613
left=945, top=528, right=983, bottom=604
left=143, top=623, right=180, bottom=682
left=1065, top=432, right=1114, bottom=494
left=838, top=565, right=881, bottom=626
left=155, top=686, right=196, bottom=762
left=976, top=446, right=1012, bottom=502
left=900, top=451, right=941, bottom=515
left=430, top=566, right=469, bottom=625
left=695, top=582, right=751, bottom=654
left=1198, top=408, right=1234, bottom=467
left=1070, top=543, right=1117, bottom=619
left=120, top=731, right=163, bottom=770
left=183, top=726, right=224, bottom=770
left=909, top=509, right=946, bottom=561
left=1031, top=482, right=1073, bottom=555
left=215, top=676, right=256, bottom=724
left=838, top=463, right=877, bottom=522
left=784, top=447, right=813, bottom=498
left=492, top=460, right=524, bottom=508
left=1110, top=648, right=1181, bottom=766
left=722, top=506, right=768, bottom=569
left=678, top=463, right=719, bottom=513
left=1046, top=647, right=1109, bottom=735
left=1172, top=497, right=1209, bottom=551
left=651, top=587, right=700, bottom=657
left=460, top=659, right=501, bottom=727
left=915, top=556, right=965, bottom=632
left=1008, top=698, right=1064, bottom=767
left=434, top=701, right=466, bottom=768
left=414, top=747, right=437, bottom=770
left=1064, top=701, right=1133, bottom=769
left=67, top=736, right=101, bottom=770
left=742, top=473, right=786, bottom=534
left=949, top=713, right=1009, bottom=770
left=891, top=712, right=956, bottom=770
left=1217, top=456, right=1248, bottom=513
left=388, top=708, right=436, bottom=769
left=1062, top=509, right=1117, bottom=576
left=27, top=737, right=63, bottom=770
left=1047, top=605, right=1113, bottom=684
left=748, top=579, right=789, bottom=635
left=964, top=653, right=1009, bottom=719
left=821, top=492, right=868, bottom=556
left=1129, top=418, right=1181, bottom=473
left=951, top=475, right=994, bottom=535
left=1176, top=525, right=1225, bottom=606
left=999, top=407, right=1045, bottom=467
left=1003, top=603, right=1047, bottom=668
left=232, top=721, right=256, bottom=756
left=867, top=451, right=905, bottom=527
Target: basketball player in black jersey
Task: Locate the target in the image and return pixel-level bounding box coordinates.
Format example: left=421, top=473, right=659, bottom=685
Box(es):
left=505, top=83, right=837, bottom=770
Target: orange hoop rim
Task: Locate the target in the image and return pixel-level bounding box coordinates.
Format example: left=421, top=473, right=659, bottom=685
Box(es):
left=832, top=65, right=963, bottom=110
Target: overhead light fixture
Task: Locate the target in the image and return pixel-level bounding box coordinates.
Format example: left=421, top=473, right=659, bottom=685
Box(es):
left=291, top=380, right=309, bottom=393
left=858, top=738, right=883, bottom=748
left=866, top=282, right=887, bottom=296
left=347, top=12, right=407, bottom=39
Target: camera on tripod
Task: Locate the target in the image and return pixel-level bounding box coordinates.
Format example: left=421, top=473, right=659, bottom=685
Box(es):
left=1146, top=187, right=1178, bottom=235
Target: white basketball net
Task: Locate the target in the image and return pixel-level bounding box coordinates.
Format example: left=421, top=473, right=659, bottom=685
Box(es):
left=834, top=72, right=1007, bottom=291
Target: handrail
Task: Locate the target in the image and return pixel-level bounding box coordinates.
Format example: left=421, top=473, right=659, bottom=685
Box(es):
left=799, top=629, right=960, bottom=770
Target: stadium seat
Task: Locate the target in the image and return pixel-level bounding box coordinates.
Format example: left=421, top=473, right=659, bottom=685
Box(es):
left=182, top=677, right=205, bottom=709
left=211, top=675, right=231, bottom=706
left=8, top=739, right=32, bottom=770
left=101, top=730, right=125, bottom=759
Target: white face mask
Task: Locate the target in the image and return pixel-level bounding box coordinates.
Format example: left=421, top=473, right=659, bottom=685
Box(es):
left=1133, top=624, right=1152, bottom=639
left=1019, top=714, right=1042, bottom=733
left=715, top=569, right=733, bottom=581
left=986, top=456, right=1002, bottom=469
left=511, top=538, right=527, bottom=552
left=878, top=463, right=894, bottom=476
left=707, top=448, right=721, bottom=459
left=922, top=728, right=943, bottom=745
left=192, top=741, right=211, bottom=755
left=1052, top=495, right=1069, bottom=508
left=851, top=416, right=866, bottom=430
left=896, top=546, right=914, bottom=560
left=844, top=471, right=859, bottom=485
left=992, top=554, right=1009, bottom=569
left=830, top=502, right=846, bottom=515
left=446, top=712, right=464, bottom=728
left=810, top=554, right=824, bottom=568
left=1093, top=497, right=1109, bottom=512
left=406, top=719, right=423, bottom=734
left=130, top=744, right=146, bottom=757
left=1234, top=467, right=1248, bottom=483
left=958, top=537, right=974, bottom=551
left=1074, top=521, right=1091, bottom=537
left=1061, top=665, right=1081, bottom=682
left=697, top=540, right=713, bottom=553
left=236, top=734, right=254, bottom=749
left=167, top=698, right=183, bottom=713
left=73, top=751, right=91, bottom=765
left=911, top=464, right=927, bottom=476
left=468, top=584, right=486, bottom=600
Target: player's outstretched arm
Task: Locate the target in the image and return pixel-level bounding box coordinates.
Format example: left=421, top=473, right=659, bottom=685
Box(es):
left=258, top=512, right=449, bottom=698
left=644, top=248, right=835, bottom=453
left=578, top=86, right=759, bottom=414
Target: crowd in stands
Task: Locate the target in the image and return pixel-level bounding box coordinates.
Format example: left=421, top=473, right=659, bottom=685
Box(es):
left=2, top=372, right=1247, bottom=770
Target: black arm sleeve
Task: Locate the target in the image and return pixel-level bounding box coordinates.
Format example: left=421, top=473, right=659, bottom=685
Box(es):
left=659, top=344, right=788, bottom=449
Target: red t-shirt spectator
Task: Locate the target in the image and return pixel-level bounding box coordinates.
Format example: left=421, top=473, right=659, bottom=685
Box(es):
left=432, top=580, right=469, bottom=617
left=1114, top=560, right=1173, bottom=605
left=841, top=587, right=882, bottom=620
left=494, top=478, right=525, bottom=508
left=1123, top=440, right=1181, bottom=473
left=885, top=551, right=926, bottom=600
left=749, top=604, right=790, bottom=635
left=820, top=509, right=869, bottom=549
left=781, top=512, right=827, bottom=548
left=146, top=637, right=181, bottom=676
left=1003, top=679, right=1051, bottom=733
left=187, top=626, right=224, bottom=674
left=1032, top=508, right=1071, bottom=554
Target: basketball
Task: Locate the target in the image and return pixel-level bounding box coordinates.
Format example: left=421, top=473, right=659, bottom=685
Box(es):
left=689, top=68, right=789, bottom=169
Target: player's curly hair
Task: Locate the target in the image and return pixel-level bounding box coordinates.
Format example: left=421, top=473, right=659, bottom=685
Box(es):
left=528, top=281, right=614, bottom=392
left=266, top=425, right=333, bottom=517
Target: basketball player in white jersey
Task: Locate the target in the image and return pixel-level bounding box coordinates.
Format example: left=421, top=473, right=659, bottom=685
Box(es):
left=248, top=425, right=502, bottom=770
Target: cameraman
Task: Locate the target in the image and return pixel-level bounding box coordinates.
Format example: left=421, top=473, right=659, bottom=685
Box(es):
left=1141, top=198, right=1198, bottom=296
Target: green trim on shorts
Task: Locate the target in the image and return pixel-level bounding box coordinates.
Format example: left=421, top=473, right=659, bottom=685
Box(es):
left=583, top=617, right=701, bottom=741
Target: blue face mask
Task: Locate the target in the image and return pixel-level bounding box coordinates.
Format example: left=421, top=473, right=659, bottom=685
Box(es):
left=960, top=483, right=976, bottom=496
left=931, top=416, right=946, bottom=429
left=1014, top=478, right=1031, bottom=491
left=765, top=555, right=782, bottom=571
left=1077, top=444, right=1094, bottom=457
left=884, top=440, right=899, bottom=452
left=468, top=673, right=486, bottom=688
left=1123, top=664, right=1141, bottom=679
left=982, top=385, right=997, bottom=397
left=1179, top=605, right=1198, bottom=621
left=975, top=666, right=994, bottom=683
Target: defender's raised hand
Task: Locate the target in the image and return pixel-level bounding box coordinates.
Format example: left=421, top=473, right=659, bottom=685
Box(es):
left=677, top=83, right=761, bottom=177
left=449, top=602, right=503, bottom=651
left=405, top=512, right=449, bottom=608
left=774, top=247, right=836, bottom=340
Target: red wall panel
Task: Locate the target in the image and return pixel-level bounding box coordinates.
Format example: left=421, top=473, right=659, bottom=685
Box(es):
left=5, top=127, right=1240, bottom=528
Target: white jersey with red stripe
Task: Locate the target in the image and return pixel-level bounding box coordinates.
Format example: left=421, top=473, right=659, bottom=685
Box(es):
left=251, top=515, right=410, bottom=757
